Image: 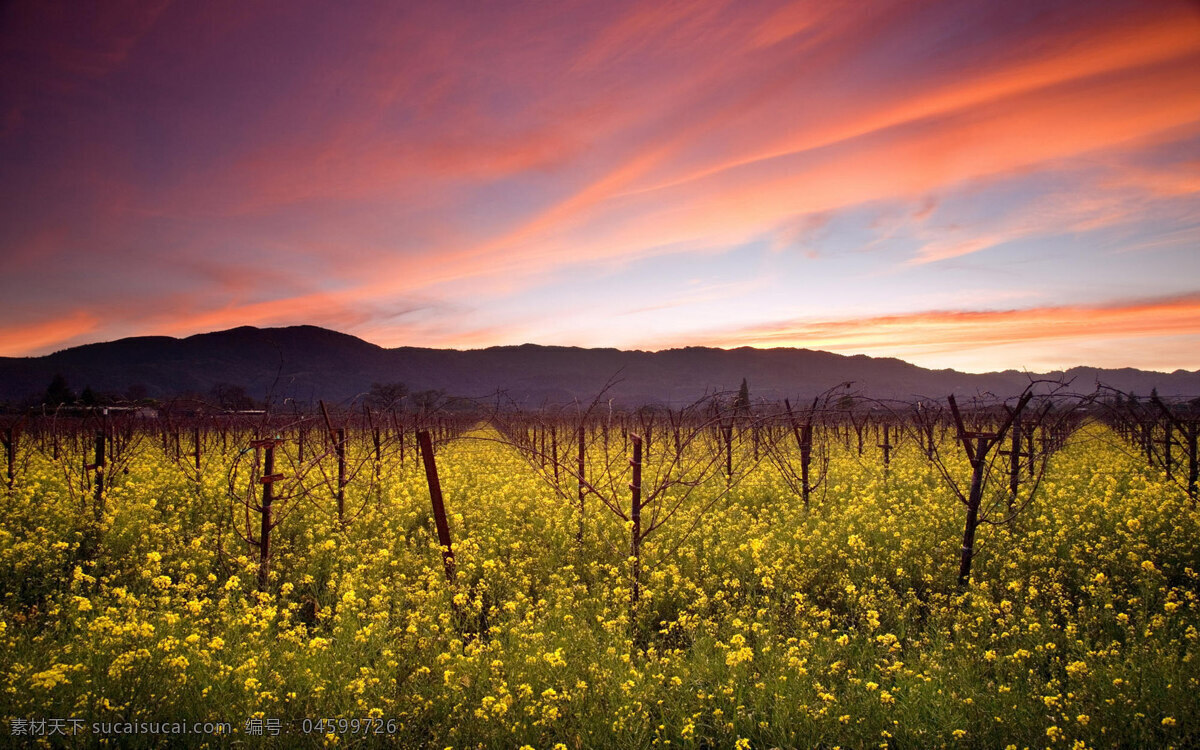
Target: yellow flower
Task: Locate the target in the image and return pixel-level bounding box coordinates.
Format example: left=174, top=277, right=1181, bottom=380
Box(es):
left=31, top=664, right=70, bottom=690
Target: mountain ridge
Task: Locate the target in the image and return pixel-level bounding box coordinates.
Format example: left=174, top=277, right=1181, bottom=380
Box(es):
left=2, top=325, right=1197, bottom=407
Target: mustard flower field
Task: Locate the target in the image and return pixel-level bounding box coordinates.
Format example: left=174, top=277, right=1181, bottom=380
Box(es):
left=1, top=422, right=1198, bottom=748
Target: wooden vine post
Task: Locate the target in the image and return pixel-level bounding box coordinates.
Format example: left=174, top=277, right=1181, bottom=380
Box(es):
left=999, top=419, right=1032, bottom=510
left=551, top=425, right=559, bottom=482
left=577, top=423, right=586, bottom=546
left=2, top=426, right=15, bottom=489
left=721, top=419, right=733, bottom=485
left=372, top=428, right=382, bottom=485
left=1163, top=423, right=1173, bottom=481
left=319, top=401, right=347, bottom=524
left=335, top=428, right=346, bottom=523
left=629, top=434, right=643, bottom=613
left=418, top=430, right=455, bottom=583
left=784, top=399, right=815, bottom=507
left=251, top=437, right=285, bottom=590
left=1189, top=426, right=1199, bottom=504
left=87, top=431, right=105, bottom=521
left=1151, top=396, right=1199, bottom=505
left=879, top=423, right=892, bottom=471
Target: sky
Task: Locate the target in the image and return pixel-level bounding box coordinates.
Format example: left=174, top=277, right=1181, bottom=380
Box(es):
left=1, top=0, right=1199, bottom=373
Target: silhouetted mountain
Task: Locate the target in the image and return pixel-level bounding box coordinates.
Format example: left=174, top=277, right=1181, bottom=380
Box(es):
left=2, top=325, right=1198, bottom=408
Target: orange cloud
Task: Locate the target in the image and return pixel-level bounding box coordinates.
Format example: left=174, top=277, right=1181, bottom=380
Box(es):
left=656, top=5, right=1200, bottom=193
left=372, top=9, right=1200, bottom=287
left=671, top=295, right=1200, bottom=371
left=0, top=311, right=99, bottom=357
left=128, top=0, right=1200, bottom=290
left=6, top=0, right=1200, bottom=371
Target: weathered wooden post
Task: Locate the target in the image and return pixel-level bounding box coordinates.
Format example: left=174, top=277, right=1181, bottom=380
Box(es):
left=1006, top=420, right=1022, bottom=501
left=1143, top=420, right=1155, bottom=467
left=418, top=430, right=455, bottom=583
left=1150, top=397, right=1199, bottom=505
left=3, top=427, right=15, bottom=489
left=784, top=399, right=815, bottom=507
left=879, top=424, right=892, bottom=470
left=1186, top=422, right=1198, bottom=505
left=722, top=419, right=733, bottom=484
left=1163, top=422, right=1173, bottom=481
left=372, top=427, right=382, bottom=485
left=335, top=427, right=346, bottom=523
left=1026, top=429, right=1036, bottom=478
left=577, top=423, right=586, bottom=546
left=629, top=434, right=643, bottom=611
left=252, top=438, right=284, bottom=590
left=551, top=425, right=559, bottom=482
left=90, top=431, right=105, bottom=520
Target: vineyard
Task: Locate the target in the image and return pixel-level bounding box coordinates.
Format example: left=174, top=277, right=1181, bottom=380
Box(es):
left=1, top=388, right=1198, bottom=748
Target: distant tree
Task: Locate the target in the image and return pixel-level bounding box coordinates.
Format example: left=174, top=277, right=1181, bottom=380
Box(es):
left=410, top=389, right=445, bottom=414
left=733, top=378, right=751, bottom=417
left=80, top=386, right=99, bottom=407
left=366, top=382, right=408, bottom=412
left=125, top=383, right=149, bottom=402
left=210, top=383, right=255, bottom=411
left=44, top=374, right=76, bottom=407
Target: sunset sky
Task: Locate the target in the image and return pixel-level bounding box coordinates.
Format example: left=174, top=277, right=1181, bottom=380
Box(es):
left=2, top=0, right=1199, bottom=372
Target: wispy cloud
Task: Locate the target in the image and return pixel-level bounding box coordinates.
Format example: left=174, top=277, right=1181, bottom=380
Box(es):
left=657, top=294, right=1200, bottom=371
left=2, top=0, right=1199, bottom=372
left=0, top=311, right=99, bottom=357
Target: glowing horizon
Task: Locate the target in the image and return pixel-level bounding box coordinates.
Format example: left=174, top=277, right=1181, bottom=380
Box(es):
left=2, top=0, right=1199, bottom=372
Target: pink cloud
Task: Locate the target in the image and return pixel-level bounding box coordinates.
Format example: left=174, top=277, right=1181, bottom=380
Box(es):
left=3, top=0, right=1199, bottom=370
left=661, top=294, right=1200, bottom=371
left=0, top=311, right=99, bottom=357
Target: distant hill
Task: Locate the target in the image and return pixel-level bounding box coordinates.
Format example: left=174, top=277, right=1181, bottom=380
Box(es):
left=2, top=325, right=1198, bottom=407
